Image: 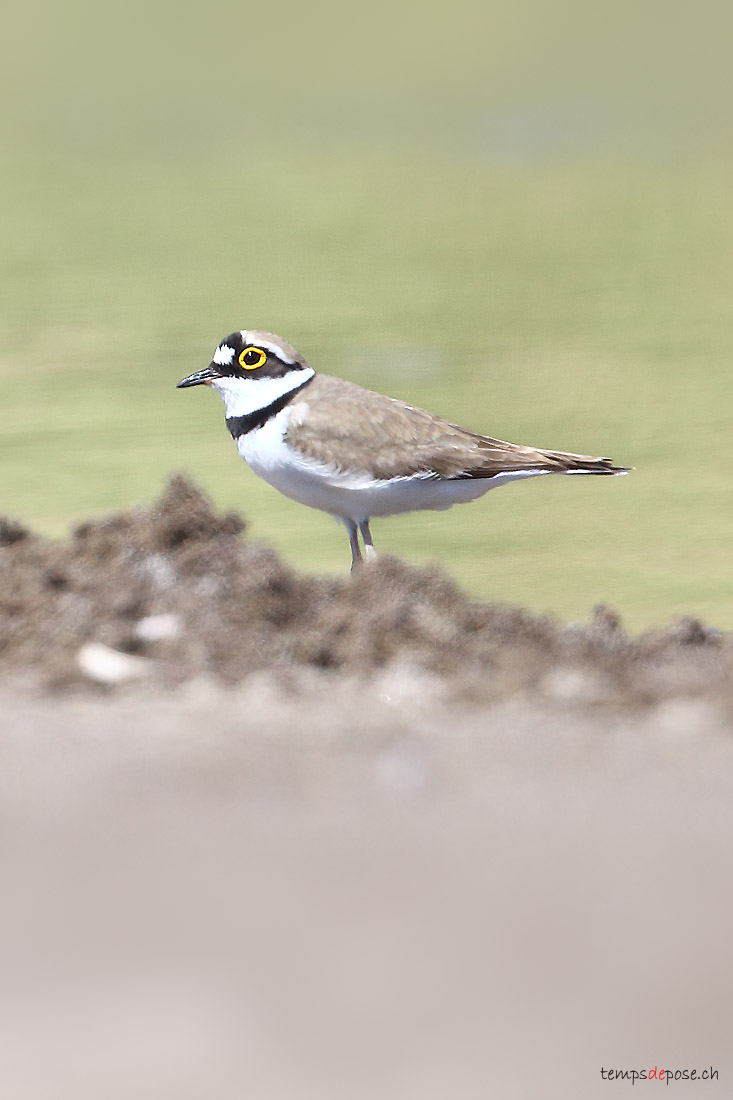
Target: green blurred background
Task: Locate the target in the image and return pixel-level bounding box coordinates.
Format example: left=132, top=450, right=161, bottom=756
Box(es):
left=2, top=0, right=733, bottom=628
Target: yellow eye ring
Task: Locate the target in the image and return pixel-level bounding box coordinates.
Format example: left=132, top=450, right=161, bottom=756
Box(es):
left=238, top=346, right=267, bottom=370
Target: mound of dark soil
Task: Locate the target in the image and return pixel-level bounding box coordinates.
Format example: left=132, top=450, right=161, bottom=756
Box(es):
left=0, top=476, right=730, bottom=703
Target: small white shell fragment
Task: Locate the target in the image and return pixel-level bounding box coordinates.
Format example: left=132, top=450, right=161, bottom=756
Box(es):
left=134, top=613, right=181, bottom=643
left=136, top=554, right=176, bottom=590
left=77, top=643, right=151, bottom=685
left=542, top=668, right=605, bottom=704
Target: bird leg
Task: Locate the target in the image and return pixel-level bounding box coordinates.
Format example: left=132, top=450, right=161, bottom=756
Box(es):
left=345, top=520, right=363, bottom=573
left=359, top=519, right=377, bottom=563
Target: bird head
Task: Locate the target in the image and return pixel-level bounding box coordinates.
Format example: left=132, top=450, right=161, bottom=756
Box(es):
left=177, top=330, right=314, bottom=416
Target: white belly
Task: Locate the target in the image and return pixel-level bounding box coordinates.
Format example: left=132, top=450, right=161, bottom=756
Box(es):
left=236, top=409, right=550, bottom=522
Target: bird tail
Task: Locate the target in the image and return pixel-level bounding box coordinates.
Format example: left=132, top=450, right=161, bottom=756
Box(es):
left=536, top=448, right=631, bottom=475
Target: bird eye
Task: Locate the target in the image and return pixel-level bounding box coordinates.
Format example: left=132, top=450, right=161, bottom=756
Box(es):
left=239, top=347, right=267, bottom=370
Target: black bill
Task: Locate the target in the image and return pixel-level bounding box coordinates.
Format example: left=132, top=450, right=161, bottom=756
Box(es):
left=176, top=364, right=221, bottom=388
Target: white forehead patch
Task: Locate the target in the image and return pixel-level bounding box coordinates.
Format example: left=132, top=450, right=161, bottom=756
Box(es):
left=240, top=330, right=296, bottom=365
left=213, top=344, right=235, bottom=366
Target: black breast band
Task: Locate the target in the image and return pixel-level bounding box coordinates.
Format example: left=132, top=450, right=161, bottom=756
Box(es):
left=225, top=376, right=314, bottom=440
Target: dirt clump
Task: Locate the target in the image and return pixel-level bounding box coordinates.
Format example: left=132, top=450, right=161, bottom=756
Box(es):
left=0, top=475, right=730, bottom=703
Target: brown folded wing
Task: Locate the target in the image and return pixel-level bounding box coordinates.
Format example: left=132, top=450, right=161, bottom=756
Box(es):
left=286, top=375, right=628, bottom=480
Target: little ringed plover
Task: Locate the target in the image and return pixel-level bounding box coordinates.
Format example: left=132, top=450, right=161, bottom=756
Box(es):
left=178, top=330, right=629, bottom=570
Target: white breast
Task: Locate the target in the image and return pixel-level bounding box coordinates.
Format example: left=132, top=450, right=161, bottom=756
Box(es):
left=236, top=407, right=551, bottom=522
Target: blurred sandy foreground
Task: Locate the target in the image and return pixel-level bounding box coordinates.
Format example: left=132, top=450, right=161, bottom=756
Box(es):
left=0, top=478, right=732, bottom=1097
left=0, top=684, right=730, bottom=1099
